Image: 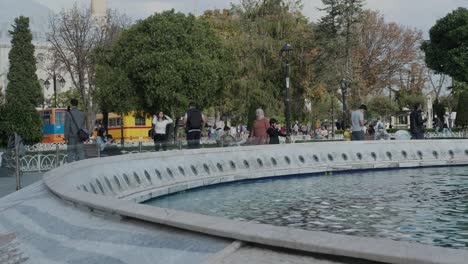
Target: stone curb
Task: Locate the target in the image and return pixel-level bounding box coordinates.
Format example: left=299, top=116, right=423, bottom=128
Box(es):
left=44, top=140, right=468, bottom=264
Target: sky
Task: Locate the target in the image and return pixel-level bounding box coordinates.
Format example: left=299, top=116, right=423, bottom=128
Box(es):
left=32, top=0, right=468, bottom=37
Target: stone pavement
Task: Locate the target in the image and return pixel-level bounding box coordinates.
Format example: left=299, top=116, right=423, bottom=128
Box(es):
left=0, top=168, right=43, bottom=198
left=0, top=181, right=231, bottom=264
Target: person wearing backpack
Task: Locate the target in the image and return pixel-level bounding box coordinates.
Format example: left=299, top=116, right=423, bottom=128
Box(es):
left=183, top=105, right=206, bottom=149
left=64, top=98, right=86, bottom=162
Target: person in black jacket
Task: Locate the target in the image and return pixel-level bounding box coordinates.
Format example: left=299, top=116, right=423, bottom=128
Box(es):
left=410, top=103, right=427, bottom=140
left=267, top=118, right=287, bottom=144
left=65, top=98, right=86, bottom=162
left=183, top=105, right=206, bottom=149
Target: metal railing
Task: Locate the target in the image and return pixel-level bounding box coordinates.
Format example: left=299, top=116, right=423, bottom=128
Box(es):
left=2, top=131, right=468, bottom=174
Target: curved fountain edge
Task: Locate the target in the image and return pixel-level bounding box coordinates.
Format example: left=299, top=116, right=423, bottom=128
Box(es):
left=44, top=140, right=468, bottom=264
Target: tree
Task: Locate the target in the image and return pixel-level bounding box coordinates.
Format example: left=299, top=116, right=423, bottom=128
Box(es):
left=106, top=10, right=230, bottom=119
left=1, top=16, right=43, bottom=143
left=422, top=7, right=468, bottom=83
left=397, top=91, right=425, bottom=110
left=427, top=72, right=448, bottom=101
left=50, top=88, right=83, bottom=109
left=423, top=8, right=468, bottom=131
left=204, top=1, right=316, bottom=125
left=355, top=10, right=425, bottom=98
left=92, top=11, right=132, bottom=141
left=48, top=4, right=130, bottom=130
left=456, top=90, right=468, bottom=130
left=315, top=0, right=364, bottom=123
left=367, top=96, right=398, bottom=120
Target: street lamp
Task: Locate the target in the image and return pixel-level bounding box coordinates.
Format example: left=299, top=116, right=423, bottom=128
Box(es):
left=281, top=43, right=293, bottom=136
left=59, top=77, right=66, bottom=90
left=44, top=79, right=50, bottom=90
left=43, top=73, right=65, bottom=108
left=340, top=79, right=348, bottom=127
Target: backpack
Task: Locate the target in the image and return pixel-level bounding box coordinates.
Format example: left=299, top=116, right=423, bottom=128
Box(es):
left=187, top=108, right=202, bottom=129
left=69, top=111, right=88, bottom=142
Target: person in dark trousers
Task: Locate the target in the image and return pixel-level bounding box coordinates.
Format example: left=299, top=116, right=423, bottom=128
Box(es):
left=64, top=98, right=86, bottom=162
left=351, top=104, right=368, bottom=141
left=152, top=111, right=173, bottom=151
left=183, top=105, right=206, bottom=149
left=267, top=118, right=287, bottom=144
left=434, top=115, right=443, bottom=136
left=410, top=103, right=427, bottom=140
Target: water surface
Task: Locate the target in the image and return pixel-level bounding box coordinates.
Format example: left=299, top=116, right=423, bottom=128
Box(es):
left=147, top=167, right=468, bottom=249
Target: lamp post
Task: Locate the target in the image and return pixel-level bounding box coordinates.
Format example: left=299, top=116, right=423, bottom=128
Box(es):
left=340, top=79, right=348, bottom=127
left=331, top=89, right=335, bottom=139
left=281, top=43, right=293, bottom=136
left=43, top=79, right=51, bottom=108
left=44, top=73, right=66, bottom=108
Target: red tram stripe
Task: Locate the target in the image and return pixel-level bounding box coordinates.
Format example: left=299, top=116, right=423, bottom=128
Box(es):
left=107, top=126, right=152, bottom=130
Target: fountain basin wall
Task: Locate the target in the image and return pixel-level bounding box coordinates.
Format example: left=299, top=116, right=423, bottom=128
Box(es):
left=44, top=140, right=468, bottom=264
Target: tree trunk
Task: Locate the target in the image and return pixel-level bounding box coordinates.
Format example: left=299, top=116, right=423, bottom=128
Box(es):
left=103, top=111, right=109, bottom=134
left=120, top=112, right=124, bottom=146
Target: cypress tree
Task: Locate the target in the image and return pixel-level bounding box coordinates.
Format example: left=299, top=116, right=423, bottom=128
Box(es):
left=1, top=16, right=43, bottom=143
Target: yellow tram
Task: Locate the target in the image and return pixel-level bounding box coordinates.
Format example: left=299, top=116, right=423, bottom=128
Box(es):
left=96, top=112, right=153, bottom=142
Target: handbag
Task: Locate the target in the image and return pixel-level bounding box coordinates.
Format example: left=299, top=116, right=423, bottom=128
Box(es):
left=69, top=111, right=89, bottom=142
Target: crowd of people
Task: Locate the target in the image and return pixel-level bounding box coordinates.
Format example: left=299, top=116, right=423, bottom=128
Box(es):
left=63, top=97, right=458, bottom=162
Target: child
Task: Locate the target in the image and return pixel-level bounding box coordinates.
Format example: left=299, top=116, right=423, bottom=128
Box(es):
left=219, top=126, right=236, bottom=147
left=267, top=118, right=287, bottom=144
left=343, top=126, right=351, bottom=141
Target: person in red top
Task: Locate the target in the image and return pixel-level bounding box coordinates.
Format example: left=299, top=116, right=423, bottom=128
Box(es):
left=250, top=108, right=269, bottom=145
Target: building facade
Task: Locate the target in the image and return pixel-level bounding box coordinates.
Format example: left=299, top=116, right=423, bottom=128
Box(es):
left=0, top=0, right=107, bottom=107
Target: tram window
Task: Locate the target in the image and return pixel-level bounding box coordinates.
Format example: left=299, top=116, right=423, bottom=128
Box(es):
left=55, top=112, right=65, bottom=124
left=135, top=117, right=146, bottom=126
left=109, top=118, right=122, bottom=127
left=41, top=110, right=51, bottom=125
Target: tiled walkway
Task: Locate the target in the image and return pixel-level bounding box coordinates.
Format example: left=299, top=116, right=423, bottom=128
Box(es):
left=0, top=181, right=231, bottom=264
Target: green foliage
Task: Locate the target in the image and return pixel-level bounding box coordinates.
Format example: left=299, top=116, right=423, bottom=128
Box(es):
left=1, top=16, right=43, bottom=143
left=104, top=10, right=230, bottom=117
left=315, top=0, right=364, bottom=93
left=204, top=0, right=316, bottom=124
left=422, top=8, right=468, bottom=83
left=51, top=88, right=83, bottom=109
left=367, top=96, right=399, bottom=119
left=397, top=91, right=425, bottom=110
left=1, top=98, right=43, bottom=144
left=456, top=89, right=468, bottom=127
left=5, top=17, right=42, bottom=105
left=94, top=63, right=135, bottom=114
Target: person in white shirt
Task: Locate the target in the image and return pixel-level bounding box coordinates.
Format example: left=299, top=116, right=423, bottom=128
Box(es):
left=152, top=111, right=173, bottom=151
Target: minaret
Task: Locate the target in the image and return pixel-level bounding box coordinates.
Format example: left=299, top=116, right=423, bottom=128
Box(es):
left=91, top=0, right=107, bottom=24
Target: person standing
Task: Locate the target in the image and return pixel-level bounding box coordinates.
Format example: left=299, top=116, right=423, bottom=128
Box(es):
left=375, top=118, right=389, bottom=140
left=351, top=104, right=367, bottom=141
left=64, top=98, right=86, bottom=162
left=183, top=105, right=206, bottom=149
left=267, top=118, right=287, bottom=144
left=152, top=111, right=173, bottom=151
left=343, top=126, right=351, bottom=141
left=292, top=121, right=299, bottom=135
left=249, top=108, right=269, bottom=145
left=434, top=115, right=443, bottom=137
left=410, top=103, right=427, bottom=140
